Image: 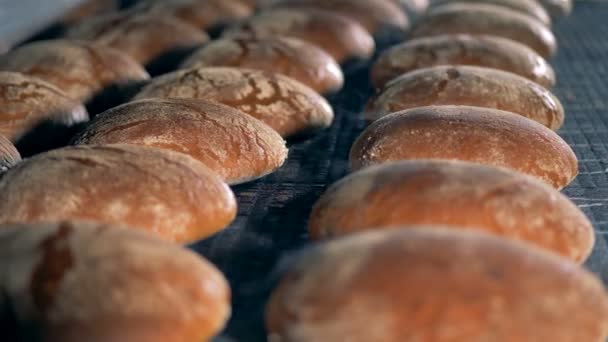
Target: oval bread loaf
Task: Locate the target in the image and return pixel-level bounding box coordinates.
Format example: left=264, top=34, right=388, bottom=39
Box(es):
left=0, top=40, right=150, bottom=103
left=67, top=11, right=209, bottom=66
left=0, top=135, right=20, bottom=172
left=73, top=98, right=288, bottom=185
left=411, top=3, right=557, bottom=58
left=267, top=228, right=608, bottom=341
left=266, top=0, right=410, bottom=37
left=134, top=0, right=252, bottom=30
left=0, top=72, right=88, bottom=142
left=181, top=36, right=344, bottom=94
left=134, top=67, right=334, bottom=138
left=430, top=0, right=551, bottom=25
left=309, top=160, right=592, bottom=262
left=366, top=65, right=564, bottom=129
left=1, top=221, right=230, bottom=342
left=0, top=144, right=236, bottom=243
left=223, top=8, right=375, bottom=63
left=370, top=34, right=555, bottom=89
left=350, top=105, right=578, bottom=189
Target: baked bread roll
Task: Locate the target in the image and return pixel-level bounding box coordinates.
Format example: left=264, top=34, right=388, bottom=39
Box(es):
left=1, top=221, right=230, bottom=342
left=181, top=36, right=344, bottom=94
left=134, top=67, right=334, bottom=138
left=223, top=8, right=375, bottom=63
left=67, top=11, right=209, bottom=66
left=366, top=65, right=564, bottom=130
left=264, top=0, right=410, bottom=37
left=267, top=228, right=608, bottom=341
left=0, top=135, right=20, bottom=172
left=73, top=98, right=288, bottom=185
left=539, top=0, right=572, bottom=17
left=370, top=34, right=555, bottom=89
left=411, top=3, right=557, bottom=58
left=309, top=160, right=592, bottom=262
left=0, top=144, right=236, bottom=243
left=0, top=40, right=149, bottom=104
left=430, top=0, right=551, bottom=25
left=350, top=106, right=577, bottom=189
left=134, top=0, right=252, bottom=30
left=0, top=72, right=88, bottom=143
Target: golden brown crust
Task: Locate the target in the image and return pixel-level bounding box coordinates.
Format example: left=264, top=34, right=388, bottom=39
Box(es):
left=539, top=0, right=572, bottom=17
left=1, top=221, right=231, bottom=342
left=366, top=65, right=564, bottom=129
left=412, top=3, right=557, bottom=58
left=134, top=0, right=252, bottom=30
left=370, top=34, right=555, bottom=89
left=350, top=105, right=578, bottom=189
left=0, top=40, right=150, bottom=103
left=73, top=98, right=288, bottom=184
left=431, top=0, right=551, bottom=25
left=309, top=160, right=592, bottom=262
left=267, top=228, right=608, bottom=341
left=67, top=11, right=209, bottom=65
left=0, top=135, right=20, bottom=172
left=0, top=144, right=236, bottom=243
left=134, top=67, right=334, bottom=137
left=267, top=0, right=410, bottom=36
left=223, top=8, right=375, bottom=63
left=0, top=72, right=88, bottom=142
left=61, top=0, right=119, bottom=25
left=181, top=36, right=344, bottom=94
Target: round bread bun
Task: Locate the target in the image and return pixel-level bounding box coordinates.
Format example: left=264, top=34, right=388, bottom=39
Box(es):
left=366, top=65, right=564, bottom=130
left=0, top=135, right=20, bottom=172
left=430, top=0, right=551, bottom=25
left=0, top=71, right=88, bottom=142
left=181, top=36, right=344, bottom=94
left=1, top=221, right=230, bottom=342
left=539, top=0, right=572, bottom=17
left=370, top=34, right=555, bottom=89
left=267, top=228, right=608, bottom=341
left=0, top=40, right=150, bottom=103
left=411, top=3, right=557, bottom=58
left=350, top=105, right=577, bottom=189
left=223, top=8, right=374, bottom=63
left=264, top=0, right=410, bottom=37
left=309, top=160, right=592, bottom=262
left=73, top=98, right=288, bottom=185
left=67, top=11, right=209, bottom=66
left=134, top=0, right=252, bottom=30
left=134, top=67, right=334, bottom=138
left=0, top=144, right=236, bottom=243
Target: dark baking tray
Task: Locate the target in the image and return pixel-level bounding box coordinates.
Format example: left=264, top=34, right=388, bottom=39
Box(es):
left=3, top=1, right=608, bottom=341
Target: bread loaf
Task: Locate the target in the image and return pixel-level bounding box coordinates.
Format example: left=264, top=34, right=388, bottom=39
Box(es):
left=430, top=0, right=551, bottom=25
left=134, top=67, right=334, bottom=138
left=539, top=0, right=572, bottom=17
left=0, top=72, right=88, bottom=142
left=0, top=40, right=149, bottom=103
left=181, top=36, right=344, bottom=94
left=73, top=98, right=288, bottom=185
left=67, top=11, right=209, bottom=66
left=370, top=34, right=555, bottom=89
left=61, top=0, right=119, bottom=25
left=223, top=8, right=375, bottom=63
left=265, top=0, right=410, bottom=37
left=134, top=0, right=252, bottom=30
left=350, top=105, right=577, bottom=189
left=411, top=3, right=557, bottom=58
left=309, top=160, right=592, bottom=262
left=0, top=135, right=20, bottom=172
left=1, top=221, right=230, bottom=342
left=0, top=144, right=236, bottom=243
left=366, top=65, right=564, bottom=130
left=267, top=228, right=608, bottom=341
